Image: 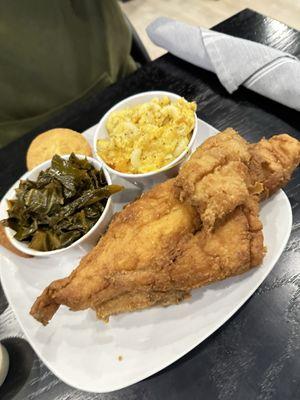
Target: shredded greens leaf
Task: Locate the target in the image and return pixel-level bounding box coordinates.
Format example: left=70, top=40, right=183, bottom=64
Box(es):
left=2, top=153, right=122, bottom=251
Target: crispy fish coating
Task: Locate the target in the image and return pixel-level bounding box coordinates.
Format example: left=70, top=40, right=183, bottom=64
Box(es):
left=30, top=130, right=299, bottom=325
left=31, top=180, right=200, bottom=323
left=176, top=129, right=300, bottom=230
left=175, top=128, right=253, bottom=230
left=249, top=134, right=300, bottom=199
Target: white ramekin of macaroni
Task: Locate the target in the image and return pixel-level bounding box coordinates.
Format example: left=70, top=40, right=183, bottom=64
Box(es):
left=93, top=91, right=198, bottom=185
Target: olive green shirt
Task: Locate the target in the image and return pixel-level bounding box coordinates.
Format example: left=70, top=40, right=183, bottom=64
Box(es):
left=0, top=0, right=136, bottom=148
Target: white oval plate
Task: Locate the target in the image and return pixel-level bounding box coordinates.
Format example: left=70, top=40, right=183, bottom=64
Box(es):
left=0, top=119, right=292, bottom=393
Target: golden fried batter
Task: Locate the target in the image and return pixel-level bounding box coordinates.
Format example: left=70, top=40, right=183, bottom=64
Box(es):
left=249, top=134, right=300, bottom=199
left=175, top=128, right=253, bottom=230
left=30, top=130, right=300, bottom=325
left=176, top=129, right=300, bottom=230
left=31, top=180, right=200, bottom=323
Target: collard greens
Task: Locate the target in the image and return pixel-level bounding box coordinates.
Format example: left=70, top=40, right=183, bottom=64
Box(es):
left=2, top=153, right=122, bottom=251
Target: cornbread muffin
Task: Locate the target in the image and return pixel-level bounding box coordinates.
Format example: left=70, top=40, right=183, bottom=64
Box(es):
left=26, top=128, right=92, bottom=170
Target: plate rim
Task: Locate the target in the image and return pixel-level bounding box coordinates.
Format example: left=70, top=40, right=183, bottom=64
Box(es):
left=0, top=119, right=294, bottom=393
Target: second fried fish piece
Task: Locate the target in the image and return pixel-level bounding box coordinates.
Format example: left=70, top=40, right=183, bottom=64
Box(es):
left=176, top=128, right=254, bottom=230
left=176, top=129, right=300, bottom=230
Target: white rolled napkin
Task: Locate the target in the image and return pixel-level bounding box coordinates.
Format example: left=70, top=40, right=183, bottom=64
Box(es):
left=146, top=17, right=300, bottom=111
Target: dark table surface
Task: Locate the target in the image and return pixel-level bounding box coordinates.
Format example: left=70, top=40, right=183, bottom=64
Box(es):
left=0, top=8, right=299, bottom=400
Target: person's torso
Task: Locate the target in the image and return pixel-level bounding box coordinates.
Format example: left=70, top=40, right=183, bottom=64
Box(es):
left=0, top=0, right=135, bottom=147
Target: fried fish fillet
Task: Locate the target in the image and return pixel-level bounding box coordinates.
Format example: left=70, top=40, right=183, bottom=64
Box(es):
left=94, top=201, right=263, bottom=320
left=30, top=130, right=300, bottom=325
left=31, top=179, right=200, bottom=322
left=176, top=128, right=300, bottom=229
left=249, top=134, right=300, bottom=199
